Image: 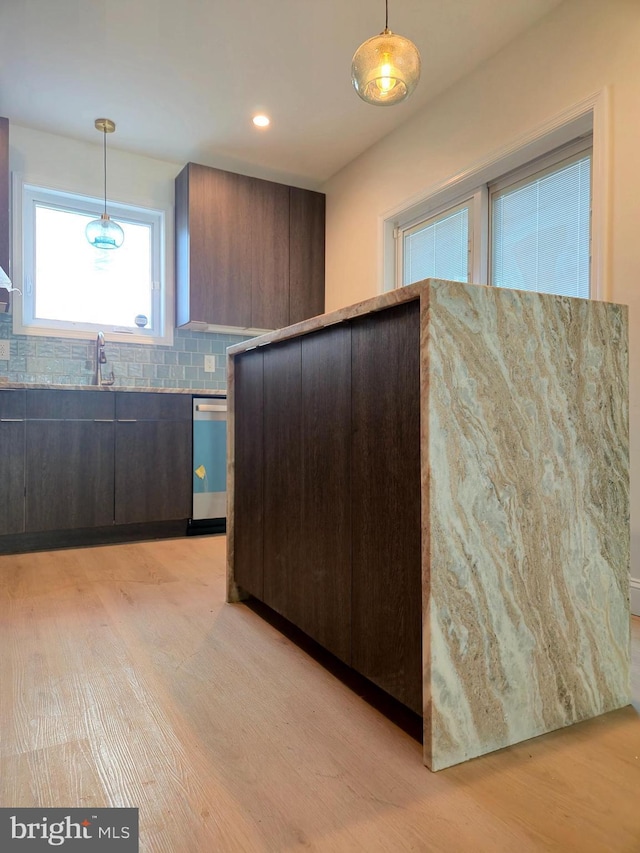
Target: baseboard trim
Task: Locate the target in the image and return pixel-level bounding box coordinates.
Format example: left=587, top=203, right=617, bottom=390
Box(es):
left=187, top=517, right=226, bottom=536
left=0, top=519, right=193, bottom=556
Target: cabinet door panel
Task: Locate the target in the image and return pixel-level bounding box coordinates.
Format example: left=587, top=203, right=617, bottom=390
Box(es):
left=0, top=388, right=25, bottom=419
left=251, top=179, right=289, bottom=330
left=233, top=350, right=265, bottom=598
left=0, top=421, right=25, bottom=535
left=350, top=301, right=423, bottom=713
left=25, top=421, right=114, bottom=532
left=115, top=421, right=192, bottom=524
left=262, top=339, right=303, bottom=617
left=189, top=164, right=252, bottom=327
left=176, top=162, right=325, bottom=331
left=289, top=187, right=325, bottom=325
left=299, top=326, right=351, bottom=662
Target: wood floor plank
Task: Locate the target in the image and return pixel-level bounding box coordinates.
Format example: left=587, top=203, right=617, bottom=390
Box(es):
left=2, top=740, right=110, bottom=809
left=0, top=535, right=639, bottom=852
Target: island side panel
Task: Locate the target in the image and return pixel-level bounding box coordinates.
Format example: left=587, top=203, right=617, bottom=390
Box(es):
left=262, top=338, right=304, bottom=618
left=299, top=326, right=352, bottom=663
left=351, top=301, right=423, bottom=714
left=229, top=348, right=265, bottom=601
left=226, top=352, right=241, bottom=601
left=425, top=281, right=630, bottom=770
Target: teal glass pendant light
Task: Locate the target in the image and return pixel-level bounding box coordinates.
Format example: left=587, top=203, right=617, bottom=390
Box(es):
left=351, top=0, right=421, bottom=106
left=86, top=118, right=125, bottom=249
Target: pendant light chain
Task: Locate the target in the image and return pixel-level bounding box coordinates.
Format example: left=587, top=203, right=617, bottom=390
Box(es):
left=85, top=118, right=124, bottom=249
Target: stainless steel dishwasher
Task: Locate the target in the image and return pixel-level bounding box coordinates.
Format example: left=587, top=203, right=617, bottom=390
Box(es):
left=188, top=396, right=227, bottom=535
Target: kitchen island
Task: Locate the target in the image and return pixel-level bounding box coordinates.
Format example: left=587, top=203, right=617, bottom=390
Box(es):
left=226, top=278, right=630, bottom=771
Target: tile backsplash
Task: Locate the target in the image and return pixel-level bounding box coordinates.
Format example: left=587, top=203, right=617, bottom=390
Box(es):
left=0, top=314, right=248, bottom=390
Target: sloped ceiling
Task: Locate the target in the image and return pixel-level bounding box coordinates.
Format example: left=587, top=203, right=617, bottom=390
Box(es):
left=0, top=0, right=563, bottom=186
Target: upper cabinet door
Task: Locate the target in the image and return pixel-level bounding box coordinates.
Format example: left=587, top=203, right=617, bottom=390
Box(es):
left=175, top=162, right=325, bottom=332
left=178, top=164, right=252, bottom=328
left=251, top=178, right=289, bottom=330
left=289, top=187, right=326, bottom=325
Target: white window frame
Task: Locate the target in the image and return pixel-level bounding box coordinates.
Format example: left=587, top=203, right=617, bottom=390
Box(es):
left=396, top=196, right=475, bottom=287
left=382, top=91, right=608, bottom=302
left=12, top=175, right=173, bottom=346
left=396, top=138, right=592, bottom=296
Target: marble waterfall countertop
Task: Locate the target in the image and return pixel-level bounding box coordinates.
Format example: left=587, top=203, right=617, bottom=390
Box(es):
left=227, top=277, right=630, bottom=771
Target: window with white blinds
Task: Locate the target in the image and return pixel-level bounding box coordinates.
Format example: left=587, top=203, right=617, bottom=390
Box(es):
left=396, top=137, right=593, bottom=299
left=402, top=202, right=471, bottom=286
left=491, top=152, right=591, bottom=298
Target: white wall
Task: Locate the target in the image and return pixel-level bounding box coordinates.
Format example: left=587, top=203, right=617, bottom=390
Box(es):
left=322, top=0, right=640, bottom=615
left=9, top=123, right=180, bottom=213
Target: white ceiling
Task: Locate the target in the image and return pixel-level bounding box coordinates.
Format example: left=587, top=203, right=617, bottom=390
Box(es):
left=0, top=0, right=563, bottom=188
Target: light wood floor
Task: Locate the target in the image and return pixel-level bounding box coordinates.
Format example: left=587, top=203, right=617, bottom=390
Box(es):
left=1, top=536, right=639, bottom=852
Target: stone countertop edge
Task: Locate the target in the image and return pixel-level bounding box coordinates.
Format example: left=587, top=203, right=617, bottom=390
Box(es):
left=227, top=277, right=629, bottom=358
left=0, top=381, right=227, bottom=395
left=227, top=280, right=428, bottom=356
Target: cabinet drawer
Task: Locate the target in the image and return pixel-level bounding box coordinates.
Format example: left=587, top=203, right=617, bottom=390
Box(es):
left=26, top=389, right=115, bottom=420
left=0, top=388, right=25, bottom=420
left=115, top=392, right=191, bottom=421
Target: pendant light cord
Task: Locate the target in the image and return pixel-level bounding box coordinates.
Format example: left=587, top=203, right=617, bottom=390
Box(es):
left=103, top=128, right=107, bottom=216
left=385, top=0, right=388, bottom=30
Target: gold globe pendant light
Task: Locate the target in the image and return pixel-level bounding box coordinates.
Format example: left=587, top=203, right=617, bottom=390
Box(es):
left=351, top=0, right=421, bottom=106
left=85, top=118, right=125, bottom=250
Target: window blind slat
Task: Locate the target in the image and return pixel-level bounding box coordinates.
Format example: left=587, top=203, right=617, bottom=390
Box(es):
left=403, top=205, right=469, bottom=285
left=491, top=155, right=591, bottom=298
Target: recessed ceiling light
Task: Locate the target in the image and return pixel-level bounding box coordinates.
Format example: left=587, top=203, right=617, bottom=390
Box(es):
left=252, top=114, right=270, bottom=128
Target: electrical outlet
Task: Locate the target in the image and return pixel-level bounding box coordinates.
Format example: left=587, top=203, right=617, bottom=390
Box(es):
left=204, top=355, right=216, bottom=373
left=0, top=341, right=9, bottom=360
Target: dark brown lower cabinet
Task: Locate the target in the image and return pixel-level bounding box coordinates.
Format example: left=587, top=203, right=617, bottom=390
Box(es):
left=0, top=389, right=193, bottom=541
left=25, top=420, right=114, bottom=532
left=0, top=389, right=25, bottom=536
left=233, top=350, right=265, bottom=599
left=350, top=302, right=423, bottom=714
left=114, top=391, right=192, bottom=524
left=24, top=389, right=115, bottom=533
left=0, top=421, right=25, bottom=535
left=233, top=308, right=421, bottom=707
left=298, top=327, right=351, bottom=663
left=262, top=338, right=304, bottom=620
left=115, top=420, right=191, bottom=524
left=246, top=327, right=352, bottom=664
left=233, top=330, right=353, bottom=659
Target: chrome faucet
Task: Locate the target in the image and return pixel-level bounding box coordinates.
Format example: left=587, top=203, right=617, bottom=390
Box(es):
left=95, top=332, right=115, bottom=386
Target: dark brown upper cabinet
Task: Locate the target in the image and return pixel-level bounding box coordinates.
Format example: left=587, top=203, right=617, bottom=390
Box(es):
left=175, top=163, right=325, bottom=333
